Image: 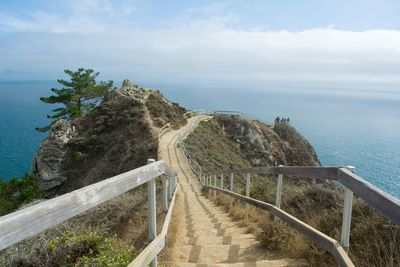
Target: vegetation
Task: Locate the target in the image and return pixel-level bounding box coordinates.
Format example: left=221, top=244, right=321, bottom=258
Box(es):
left=36, top=68, right=113, bottom=132
left=185, top=117, right=400, bottom=267
left=48, top=231, right=136, bottom=267
left=145, top=92, right=187, bottom=128
left=273, top=123, right=319, bottom=166
left=184, top=119, right=250, bottom=174
left=0, top=174, right=44, bottom=216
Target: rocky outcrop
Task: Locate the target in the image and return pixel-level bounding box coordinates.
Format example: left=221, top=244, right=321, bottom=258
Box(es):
left=215, top=115, right=320, bottom=166
left=32, top=120, right=75, bottom=193
left=32, top=80, right=186, bottom=196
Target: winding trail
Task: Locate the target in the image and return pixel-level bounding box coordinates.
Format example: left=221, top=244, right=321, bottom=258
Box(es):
left=159, top=116, right=307, bottom=266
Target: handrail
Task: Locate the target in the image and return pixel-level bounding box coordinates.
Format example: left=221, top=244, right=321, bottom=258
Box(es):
left=191, top=109, right=272, bottom=125
left=201, top=166, right=400, bottom=267
left=128, top=171, right=177, bottom=266
left=183, top=111, right=195, bottom=118
left=337, top=168, right=400, bottom=224
left=205, top=185, right=354, bottom=267
left=0, top=160, right=178, bottom=267
left=157, top=122, right=171, bottom=160
left=158, top=122, right=171, bottom=140
left=206, top=166, right=400, bottom=224
left=177, top=115, right=209, bottom=184
left=214, top=166, right=339, bottom=180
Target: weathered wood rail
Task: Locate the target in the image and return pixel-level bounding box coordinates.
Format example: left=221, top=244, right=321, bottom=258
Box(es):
left=200, top=167, right=400, bottom=267
left=0, top=160, right=177, bottom=267
left=157, top=122, right=171, bottom=160
left=178, top=113, right=400, bottom=267
left=201, top=168, right=399, bottom=267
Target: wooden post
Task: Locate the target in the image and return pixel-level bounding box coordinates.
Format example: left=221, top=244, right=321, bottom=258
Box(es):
left=275, top=165, right=284, bottom=221
left=162, top=176, right=168, bottom=212
left=245, top=173, right=250, bottom=220
left=341, top=166, right=355, bottom=253
left=214, top=174, right=217, bottom=199
left=173, top=172, right=177, bottom=191
left=168, top=176, right=172, bottom=201
left=208, top=175, right=211, bottom=196
left=221, top=174, right=224, bottom=189
left=230, top=173, right=234, bottom=210
left=147, top=159, right=157, bottom=267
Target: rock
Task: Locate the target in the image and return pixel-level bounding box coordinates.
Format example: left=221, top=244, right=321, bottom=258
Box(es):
left=215, top=115, right=320, bottom=167
left=32, top=120, right=75, bottom=193
left=122, top=79, right=134, bottom=88
left=31, top=82, right=186, bottom=196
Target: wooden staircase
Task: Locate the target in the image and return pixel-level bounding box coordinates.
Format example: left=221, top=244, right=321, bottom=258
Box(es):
left=161, top=183, right=307, bottom=266
left=159, top=126, right=308, bottom=266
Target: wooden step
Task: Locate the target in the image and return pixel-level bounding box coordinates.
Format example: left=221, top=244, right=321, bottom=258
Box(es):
left=183, top=221, right=242, bottom=231
left=185, top=225, right=249, bottom=237
left=183, top=234, right=257, bottom=245
left=172, top=244, right=273, bottom=263
left=161, top=258, right=308, bottom=266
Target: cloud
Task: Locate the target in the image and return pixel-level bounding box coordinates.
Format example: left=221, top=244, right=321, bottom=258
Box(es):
left=0, top=2, right=399, bottom=98
left=0, top=0, right=138, bottom=33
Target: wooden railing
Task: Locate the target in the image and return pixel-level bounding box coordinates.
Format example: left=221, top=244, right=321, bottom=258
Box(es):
left=157, top=122, right=171, bottom=160
left=178, top=115, right=208, bottom=182
left=192, top=109, right=272, bottom=125
left=0, top=160, right=178, bottom=267
left=199, top=167, right=400, bottom=267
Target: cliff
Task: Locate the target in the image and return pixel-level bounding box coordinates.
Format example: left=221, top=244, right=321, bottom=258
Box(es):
left=32, top=80, right=186, bottom=196
left=215, top=115, right=320, bottom=167
left=184, top=115, right=320, bottom=176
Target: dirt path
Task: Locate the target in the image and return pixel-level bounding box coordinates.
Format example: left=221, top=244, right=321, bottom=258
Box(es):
left=159, top=116, right=307, bottom=266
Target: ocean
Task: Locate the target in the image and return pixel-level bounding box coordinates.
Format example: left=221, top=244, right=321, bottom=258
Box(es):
left=1, top=81, right=399, bottom=198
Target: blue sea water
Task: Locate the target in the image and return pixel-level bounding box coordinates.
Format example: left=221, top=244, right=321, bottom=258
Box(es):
left=1, top=81, right=400, bottom=198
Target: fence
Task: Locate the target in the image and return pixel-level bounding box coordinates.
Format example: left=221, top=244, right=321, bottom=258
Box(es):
left=0, top=160, right=177, bottom=267
left=157, top=122, right=171, bottom=160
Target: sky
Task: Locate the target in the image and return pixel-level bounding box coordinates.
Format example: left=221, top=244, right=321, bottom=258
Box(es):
left=0, top=0, right=400, bottom=94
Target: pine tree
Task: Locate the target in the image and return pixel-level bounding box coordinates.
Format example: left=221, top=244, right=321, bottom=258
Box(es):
left=36, top=68, right=113, bottom=132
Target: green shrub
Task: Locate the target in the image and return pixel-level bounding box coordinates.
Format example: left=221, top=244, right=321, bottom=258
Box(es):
left=0, top=174, right=44, bottom=216
left=48, top=230, right=136, bottom=266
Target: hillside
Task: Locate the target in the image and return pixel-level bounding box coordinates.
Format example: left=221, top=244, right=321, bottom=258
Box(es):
left=0, top=81, right=187, bottom=266
left=32, top=80, right=186, bottom=196
left=185, top=115, right=319, bottom=175
left=184, top=115, right=400, bottom=267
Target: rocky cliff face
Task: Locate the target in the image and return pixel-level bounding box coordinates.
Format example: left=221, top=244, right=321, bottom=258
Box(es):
left=215, top=115, right=320, bottom=167
left=184, top=115, right=320, bottom=178
left=32, top=80, right=186, bottom=196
